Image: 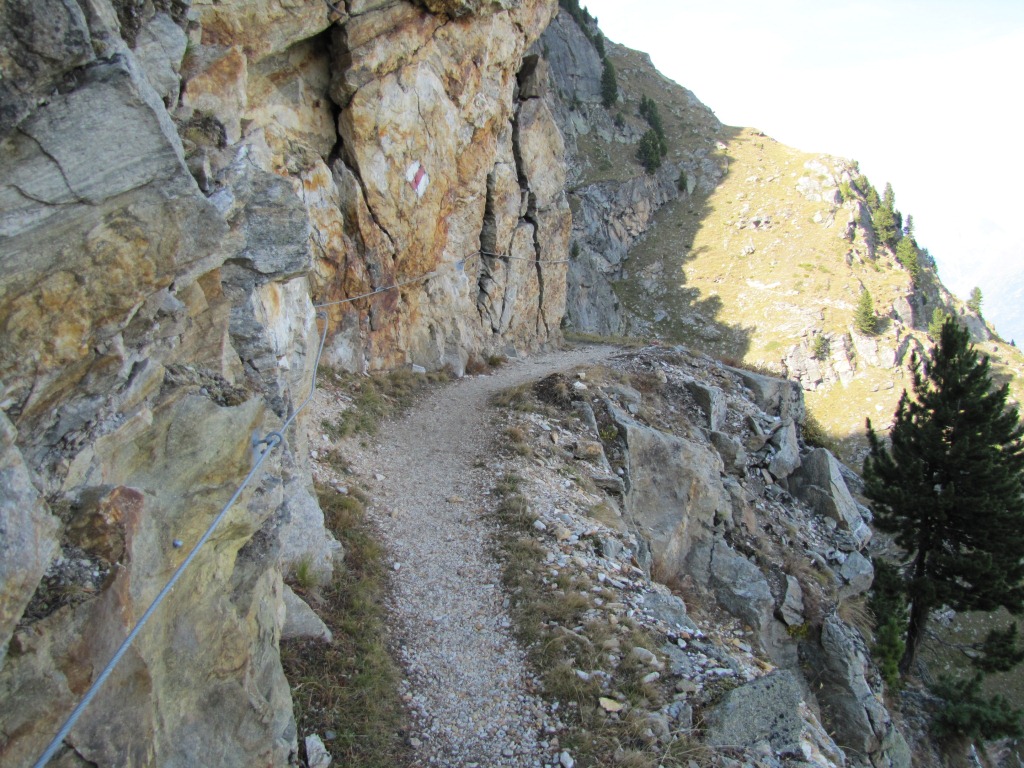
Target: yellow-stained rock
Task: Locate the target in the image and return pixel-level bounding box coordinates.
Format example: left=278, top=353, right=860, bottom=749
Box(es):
left=193, top=0, right=338, bottom=60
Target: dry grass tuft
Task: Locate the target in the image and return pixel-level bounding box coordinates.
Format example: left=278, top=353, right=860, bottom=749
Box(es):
left=490, top=382, right=535, bottom=411
left=489, top=475, right=702, bottom=766
left=838, top=594, right=876, bottom=644
left=281, top=486, right=409, bottom=768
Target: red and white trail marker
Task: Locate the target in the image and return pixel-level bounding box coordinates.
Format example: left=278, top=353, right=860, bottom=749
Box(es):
left=406, top=161, right=429, bottom=198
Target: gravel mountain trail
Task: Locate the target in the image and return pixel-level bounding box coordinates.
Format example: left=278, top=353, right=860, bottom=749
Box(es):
left=346, top=345, right=617, bottom=767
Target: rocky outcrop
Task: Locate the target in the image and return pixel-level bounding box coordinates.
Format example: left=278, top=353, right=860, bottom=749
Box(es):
left=565, top=173, right=681, bottom=334
left=0, top=414, right=59, bottom=670
left=790, top=449, right=872, bottom=551
left=320, top=0, right=567, bottom=369
left=811, top=615, right=912, bottom=768
left=704, top=670, right=845, bottom=766
left=581, top=349, right=907, bottom=766
left=1, top=0, right=569, bottom=764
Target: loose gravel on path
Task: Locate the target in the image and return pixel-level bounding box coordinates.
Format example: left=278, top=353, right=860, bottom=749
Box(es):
left=345, top=346, right=616, bottom=768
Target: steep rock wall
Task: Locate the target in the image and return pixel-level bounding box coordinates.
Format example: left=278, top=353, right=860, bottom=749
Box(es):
left=537, top=9, right=726, bottom=335
left=0, top=0, right=565, bottom=764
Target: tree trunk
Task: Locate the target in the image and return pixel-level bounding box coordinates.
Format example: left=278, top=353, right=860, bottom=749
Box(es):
left=901, top=547, right=932, bottom=675
left=900, top=596, right=929, bottom=674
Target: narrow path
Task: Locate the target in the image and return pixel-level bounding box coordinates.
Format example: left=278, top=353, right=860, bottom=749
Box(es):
left=347, top=345, right=615, bottom=767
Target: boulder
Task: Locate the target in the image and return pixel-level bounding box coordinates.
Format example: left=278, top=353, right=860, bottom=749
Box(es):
left=612, top=405, right=729, bottom=579
left=781, top=575, right=805, bottom=627
left=685, top=380, right=727, bottom=431
left=723, top=365, right=805, bottom=423
left=705, top=539, right=774, bottom=636
left=791, top=449, right=871, bottom=550
left=660, top=643, right=697, bottom=678
left=817, top=615, right=910, bottom=768
left=723, top=476, right=757, bottom=534
left=639, top=592, right=698, bottom=633
left=838, top=551, right=874, bottom=599
left=305, top=733, right=333, bottom=768
left=767, top=420, right=801, bottom=480
left=605, top=383, right=643, bottom=412
left=574, top=439, right=606, bottom=462
left=282, top=585, right=333, bottom=644
left=704, top=670, right=805, bottom=754
left=709, top=430, right=747, bottom=475
left=279, top=479, right=344, bottom=582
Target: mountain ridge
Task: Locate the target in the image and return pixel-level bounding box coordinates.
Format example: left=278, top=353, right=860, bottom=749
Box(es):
left=544, top=9, right=1024, bottom=465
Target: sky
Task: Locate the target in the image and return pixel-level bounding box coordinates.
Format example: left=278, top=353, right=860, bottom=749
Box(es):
left=582, top=0, right=1024, bottom=344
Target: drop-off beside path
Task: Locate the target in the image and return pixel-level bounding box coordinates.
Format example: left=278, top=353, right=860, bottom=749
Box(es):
left=339, top=345, right=617, bottom=767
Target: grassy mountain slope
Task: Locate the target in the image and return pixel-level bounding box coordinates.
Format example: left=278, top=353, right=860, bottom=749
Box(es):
left=573, top=38, right=1024, bottom=465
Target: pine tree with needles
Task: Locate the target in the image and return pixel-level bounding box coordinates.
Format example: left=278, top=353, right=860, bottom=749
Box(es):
left=601, top=58, right=618, bottom=107
left=929, top=307, right=951, bottom=339
left=968, top=286, right=983, bottom=316
left=872, top=186, right=900, bottom=250
left=863, top=317, right=1024, bottom=674
left=896, top=236, right=921, bottom=285
left=854, top=288, right=878, bottom=335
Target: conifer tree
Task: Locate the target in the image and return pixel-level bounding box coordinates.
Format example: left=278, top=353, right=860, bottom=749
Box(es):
left=968, top=286, right=983, bottom=316
left=864, top=318, right=1024, bottom=674
left=928, top=307, right=951, bottom=339
left=882, top=182, right=896, bottom=211
left=854, top=288, right=877, bottom=334
left=600, top=58, right=618, bottom=107
left=973, top=622, right=1024, bottom=673
left=885, top=188, right=903, bottom=238
left=863, top=179, right=881, bottom=212
left=872, top=196, right=899, bottom=250
left=896, top=236, right=920, bottom=284
left=636, top=130, right=664, bottom=172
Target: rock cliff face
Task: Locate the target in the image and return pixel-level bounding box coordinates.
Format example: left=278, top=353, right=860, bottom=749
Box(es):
left=536, top=10, right=726, bottom=336
left=1, top=0, right=568, bottom=764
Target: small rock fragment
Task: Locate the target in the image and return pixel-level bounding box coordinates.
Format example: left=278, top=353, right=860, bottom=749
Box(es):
left=599, top=697, right=624, bottom=713
left=305, top=734, right=332, bottom=768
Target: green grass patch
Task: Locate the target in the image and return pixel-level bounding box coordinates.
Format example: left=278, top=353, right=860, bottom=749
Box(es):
left=322, top=368, right=450, bottom=439
left=281, top=486, right=409, bottom=768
